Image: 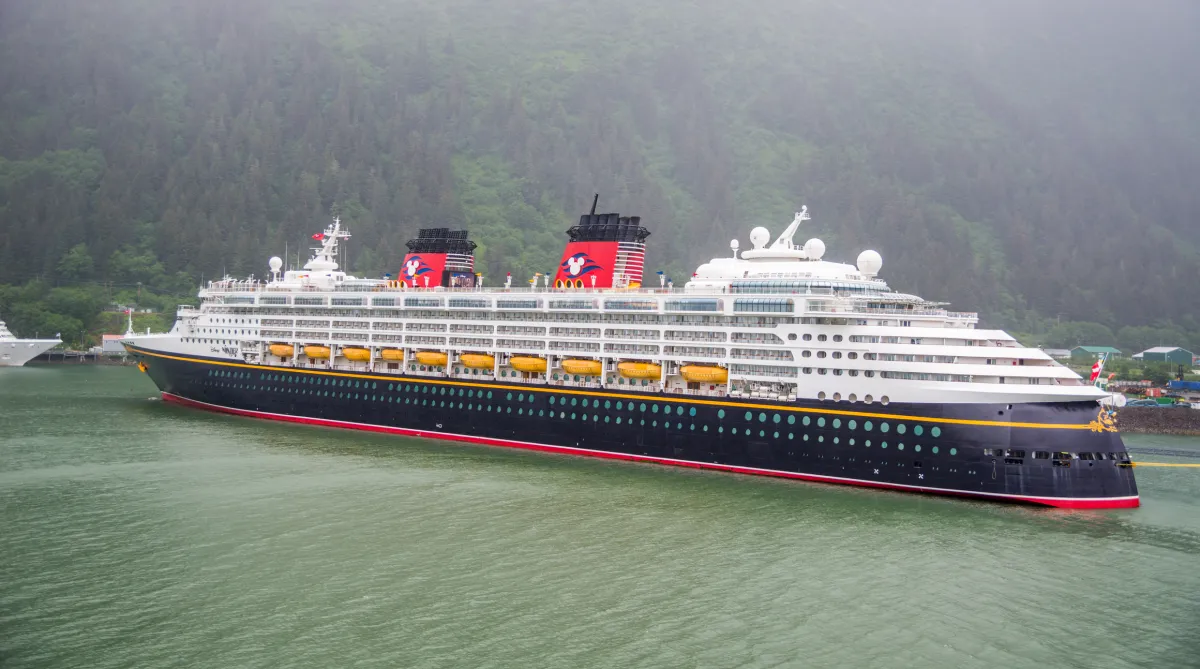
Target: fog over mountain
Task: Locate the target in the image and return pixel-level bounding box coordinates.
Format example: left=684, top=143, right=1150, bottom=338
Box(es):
left=1, top=0, right=1198, bottom=348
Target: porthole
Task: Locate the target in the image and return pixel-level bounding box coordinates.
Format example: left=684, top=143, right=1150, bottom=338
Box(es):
left=604, top=400, right=611, bottom=409
left=932, top=427, right=942, bottom=437
left=550, top=396, right=556, bottom=404
left=818, top=436, right=824, bottom=442
left=788, top=433, right=793, bottom=440
left=661, top=404, right=670, bottom=414
left=731, top=427, right=738, bottom=435
left=817, top=417, right=826, bottom=427
left=897, top=443, right=904, bottom=451
left=788, top=415, right=795, bottom=425
left=932, top=446, right=939, bottom=454
left=817, top=391, right=826, bottom=400
left=718, top=409, right=726, bottom=419
left=616, top=401, right=623, bottom=410
left=616, top=417, right=622, bottom=424
left=653, top=405, right=660, bottom=414
left=848, top=393, right=857, bottom=402
left=571, top=398, right=578, bottom=406
left=803, top=416, right=811, bottom=426
left=832, top=392, right=841, bottom=401
left=773, top=414, right=781, bottom=424
left=881, top=442, right=888, bottom=449
left=864, top=394, right=873, bottom=404
left=897, top=424, right=907, bottom=435
left=804, top=434, right=810, bottom=441
left=803, top=334, right=812, bottom=341
left=864, top=421, right=873, bottom=431
left=689, top=407, right=697, bottom=417
left=640, top=403, right=647, bottom=412
left=914, top=425, right=924, bottom=436
left=949, top=447, right=956, bottom=455
left=833, top=334, right=843, bottom=342
left=880, top=423, right=889, bottom=433
left=849, top=438, right=855, bottom=445
left=759, top=430, right=766, bottom=437
left=744, top=411, right=752, bottom=421
left=914, top=445, right=921, bottom=452
left=758, top=412, right=767, bottom=422
left=773, top=431, right=779, bottom=438
left=881, top=396, right=890, bottom=405
left=832, top=418, right=841, bottom=428
left=848, top=420, right=857, bottom=430
left=818, top=334, right=827, bottom=342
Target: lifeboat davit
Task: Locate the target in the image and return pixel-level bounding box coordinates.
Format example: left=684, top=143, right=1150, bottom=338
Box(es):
left=269, top=344, right=294, bottom=358
left=342, top=347, right=370, bottom=362
left=618, top=361, right=662, bottom=380
left=379, top=348, right=404, bottom=361
left=562, top=359, right=603, bottom=376
left=304, top=345, right=331, bottom=359
left=415, top=351, right=448, bottom=367
left=510, top=356, right=548, bottom=373
left=680, top=365, right=728, bottom=383
left=460, top=353, right=495, bottom=369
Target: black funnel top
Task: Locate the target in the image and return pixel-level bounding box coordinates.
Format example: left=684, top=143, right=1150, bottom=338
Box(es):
left=405, top=228, right=478, bottom=254
left=567, top=198, right=650, bottom=243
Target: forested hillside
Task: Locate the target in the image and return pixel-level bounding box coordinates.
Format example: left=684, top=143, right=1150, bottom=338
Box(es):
left=1, top=0, right=1198, bottom=350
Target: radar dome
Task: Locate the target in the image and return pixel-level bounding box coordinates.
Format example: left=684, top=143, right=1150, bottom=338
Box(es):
left=749, top=227, right=770, bottom=249
left=803, top=238, right=825, bottom=260
left=269, top=256, right=283, bottom=271
left=856, top=250, right=882, bottom=276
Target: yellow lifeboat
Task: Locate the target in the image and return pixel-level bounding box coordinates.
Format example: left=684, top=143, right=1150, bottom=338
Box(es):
left=510, top=356, right=548, bottom=373
left=680, top=365, right=728, bottom=384
left=304, top=345, right=331, bottom=359
left=342, top=347, right=370, bottom=362
left=415, top=351, right=448, bottom=367
left=269, top=344, right=294, bottom=358
left=562, top=359, right=603, bottom=376
left=460, top=353, right=495, bottom=369
left=379, top=348, right=405, bottom=361
left=618, top=361, right=662, bottom=380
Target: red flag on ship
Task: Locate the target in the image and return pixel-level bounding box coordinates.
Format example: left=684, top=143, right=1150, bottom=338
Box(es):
left=1089, top=354, right=1107, bottom=383
left=312, top=233, right=325, bottom=240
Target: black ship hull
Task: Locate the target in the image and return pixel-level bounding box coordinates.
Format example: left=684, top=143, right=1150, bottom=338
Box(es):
left=128, top=346, right=1139, bottom=509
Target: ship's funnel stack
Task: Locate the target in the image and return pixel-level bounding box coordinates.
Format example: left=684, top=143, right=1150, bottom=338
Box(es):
left=554, top=196, right=650, bottom=289
left=399, top=228, right=477, bottom=288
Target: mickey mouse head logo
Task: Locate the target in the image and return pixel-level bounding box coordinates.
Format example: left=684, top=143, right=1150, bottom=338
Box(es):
left=405, top=259, right=421, bottom=277
left=567, top=256, right=586, bottom=276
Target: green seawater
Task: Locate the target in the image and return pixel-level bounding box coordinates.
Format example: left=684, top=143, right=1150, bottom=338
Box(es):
left=2, top=366, right=1198, bottom=668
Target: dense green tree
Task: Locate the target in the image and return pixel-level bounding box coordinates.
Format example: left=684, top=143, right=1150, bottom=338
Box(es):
left=1043, top=322, right=1118, bottom=350
left=56, top=244, right=95, bottom=282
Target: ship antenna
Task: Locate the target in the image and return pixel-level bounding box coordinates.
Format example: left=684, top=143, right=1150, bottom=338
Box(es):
left=590, top=193, right=599, bottom=215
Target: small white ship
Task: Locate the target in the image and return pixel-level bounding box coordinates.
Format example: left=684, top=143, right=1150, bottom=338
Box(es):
left=0, top=320, right=61, bottom=366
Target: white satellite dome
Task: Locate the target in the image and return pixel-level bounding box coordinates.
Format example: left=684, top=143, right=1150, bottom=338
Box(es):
left=803, top=238, right=825, bottom=260
left=269, top=256, right=283, bottom=271
left=749, top=227, right=770, bottom=249
left=857, top=249, right=882, bottom=276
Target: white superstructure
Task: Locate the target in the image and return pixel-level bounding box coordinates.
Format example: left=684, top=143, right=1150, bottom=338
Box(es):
left=0, top=320, right=61, bottom=366
left=124, top=211, right=1103, bottom=404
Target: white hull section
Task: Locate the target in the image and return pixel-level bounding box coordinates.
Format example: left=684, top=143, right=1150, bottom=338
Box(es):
left=0, top=339, right=61, bottom=366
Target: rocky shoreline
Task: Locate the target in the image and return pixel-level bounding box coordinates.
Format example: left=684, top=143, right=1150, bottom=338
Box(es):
left=1118, top=407, right=1200, bottom=436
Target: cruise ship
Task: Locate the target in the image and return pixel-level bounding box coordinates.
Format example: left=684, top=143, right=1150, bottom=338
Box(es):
left=122, top=201, right=1138, bottom=509
left=0, top=320, right=61, bottom=366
